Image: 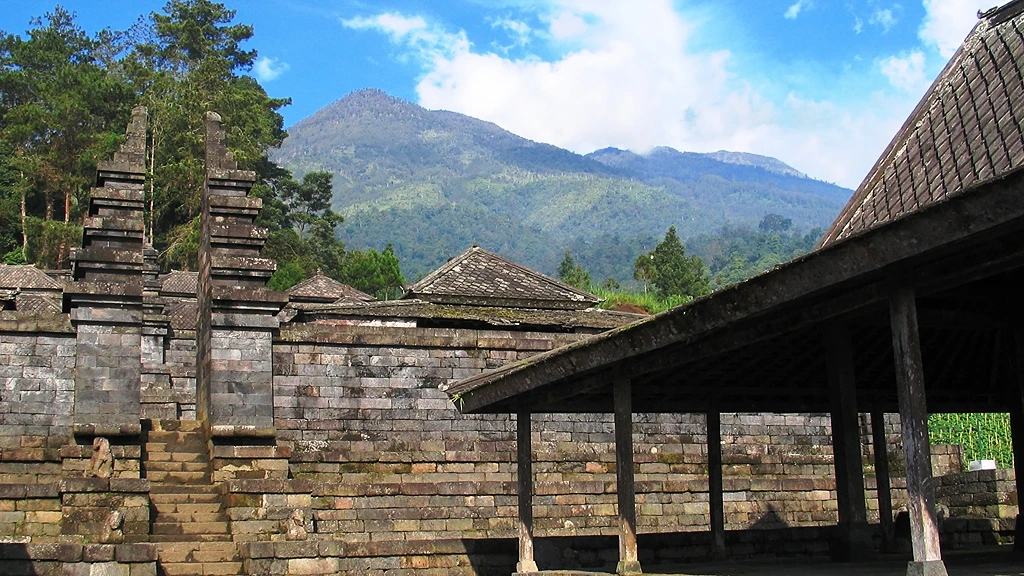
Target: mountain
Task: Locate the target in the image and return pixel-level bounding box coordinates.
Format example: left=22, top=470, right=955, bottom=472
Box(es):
left=273, top=89, right=852, bottom=282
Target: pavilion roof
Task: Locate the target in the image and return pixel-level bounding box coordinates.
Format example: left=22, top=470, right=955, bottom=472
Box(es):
left=404, top=246, right=601, bottom=310
left=821, top=0, right=1024, bottom=246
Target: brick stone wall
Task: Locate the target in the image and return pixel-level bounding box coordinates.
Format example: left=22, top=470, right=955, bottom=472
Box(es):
left=0, top=328, right=76, bottom=449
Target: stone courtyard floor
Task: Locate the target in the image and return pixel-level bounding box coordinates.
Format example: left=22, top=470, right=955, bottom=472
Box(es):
left=527, top=547, right=1024, bottom=575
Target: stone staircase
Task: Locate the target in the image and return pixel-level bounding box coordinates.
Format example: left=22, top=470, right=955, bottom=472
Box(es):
left=144, top=420, right=242, bottom=576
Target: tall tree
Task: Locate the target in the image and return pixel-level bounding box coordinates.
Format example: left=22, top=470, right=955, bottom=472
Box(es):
left=123, top=0, right=290, bottom=268
left=636, top=226, right=710, bottom=300
left=557, top=250, right=591, bottom=290
left=0, top=8, right=133, bottom=266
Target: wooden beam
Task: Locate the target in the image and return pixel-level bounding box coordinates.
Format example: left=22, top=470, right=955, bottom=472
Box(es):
left=614, top=378, right=641, bottom=575
left=516, top=409, right=538, bottom=573
left=871, top=410, right=895, bottom=554
left=707, top=409, right=726, bottom=559
left=890, top=287, right=947, bottom=576
left=825, top=324, right=874, bottom=561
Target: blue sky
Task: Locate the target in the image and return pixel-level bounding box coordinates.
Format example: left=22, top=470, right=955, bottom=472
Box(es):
left=3, top=0, right=993, bottom=188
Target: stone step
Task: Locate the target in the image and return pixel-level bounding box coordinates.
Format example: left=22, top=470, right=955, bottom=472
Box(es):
left=150, top=484, right=220, bottom=496
left=149, top=419, right=204, bottom=433
left=152, top=500, right=224, bottom=512
left=148, top=533, right=232, bottom=543
left=144, top=460, right=209, bottom=473
left=144, top=438, right=207, bottom=452
left=145, top=470, right=210, bottom=485
left=155, top=541, right=238, bottom=563
left=160, top=561, right=243, bottom=576
left=154, top=511, right=226, bottom=523
left=153, top=521, right=230, bottom=536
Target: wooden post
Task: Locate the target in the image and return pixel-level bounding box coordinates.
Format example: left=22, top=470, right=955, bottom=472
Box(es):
left=825, top=324, right=873, bottom=561
left=614, top=378, right=641, bottom=574
left=890, top=287, right=947, bottom=576
left=516, top=409, right=539, bottom=574
left=871, top=410, right=895, bottom=553
left=1010, top=327, right=1024, bottom=552
left=707, top=409, right=726, bottom=559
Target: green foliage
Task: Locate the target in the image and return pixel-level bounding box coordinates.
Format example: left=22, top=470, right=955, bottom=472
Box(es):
left=591, top=286, right=691, bottom=314
left=635, top=226, right=710, bottom=300
left=557, top=251, right=591, bottom=290
left=342, top=244, right=405, bottom=299
left=23, top=217, right=81, bottom=269
left=688, top=222, right=823, bottom=288
left=267, top=259, right=305, bottom=291
left=928, top=413, right=1014, bottom=469
left=0, top=7, right=132, bottom=232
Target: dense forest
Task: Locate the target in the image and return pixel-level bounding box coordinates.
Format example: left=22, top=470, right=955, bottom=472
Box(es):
left=0, top=1, right=403, bottom=296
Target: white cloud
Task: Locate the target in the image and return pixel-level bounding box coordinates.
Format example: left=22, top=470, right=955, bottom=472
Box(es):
left=254, top=56, right=289, bottom=82
left=880, top=50, right=927, bottom=92
left=919, top=0, right=987, bottom=58
left=342, top=13, right=469, bottom=61
left=490, top=17, right=533, bottom=49
left=870, top=7, right=898, bottom=32
left=853, top=16, right=864, bottom=34
left=785, top=0, right=812, bottom=20
left=344, top=0, right=923, bottom=189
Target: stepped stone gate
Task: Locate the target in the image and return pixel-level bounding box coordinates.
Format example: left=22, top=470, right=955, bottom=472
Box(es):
left=2, top=5, right=1024, bottom=576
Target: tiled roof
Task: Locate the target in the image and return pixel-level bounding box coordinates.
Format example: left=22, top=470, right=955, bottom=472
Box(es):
left=160, top=271, right=198, bottom=296
left=821, top=1, right=1024, bottom=247
left=166, top=301, right=198, bottom=331
left=287, top=272, right=374, bottom=302
left=302, top=298, right=644, bottom=331
left=405, top=247, right=602, bottom=310
left=16, top=293, right=62, bottom=314
left=0, top=265, right=62, bottom=290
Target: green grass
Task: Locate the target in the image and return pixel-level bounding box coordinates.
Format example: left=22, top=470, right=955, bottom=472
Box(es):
left=928, top=413, right=1013, bottom=469
left=591, top=287, right=693, bottom=314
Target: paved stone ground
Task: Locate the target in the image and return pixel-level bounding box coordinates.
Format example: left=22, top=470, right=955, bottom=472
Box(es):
left=527, top=548, right=1024, bottom=575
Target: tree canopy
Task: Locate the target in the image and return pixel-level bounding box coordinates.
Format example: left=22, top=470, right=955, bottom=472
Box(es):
left=0, top=1, right=403, bottom=295
left=634, top=226, right=710, bottom=300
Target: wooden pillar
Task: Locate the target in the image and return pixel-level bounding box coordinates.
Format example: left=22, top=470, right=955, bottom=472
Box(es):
left=1010, top=327, right=1024, bottom=552
left=516, top=409, right=539, bottom=574
left=707, top=410, right=726, bottom=559
left=890, top=287, right=947, bottom=576
left=614, top=378, right=641, bottom=574
left=871, top=410, right=895, bottom=553
left=825, top=325, right=874, bottom=561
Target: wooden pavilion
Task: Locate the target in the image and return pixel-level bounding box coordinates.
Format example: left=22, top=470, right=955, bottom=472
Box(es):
left=442, top=3, right=1024, bottom=575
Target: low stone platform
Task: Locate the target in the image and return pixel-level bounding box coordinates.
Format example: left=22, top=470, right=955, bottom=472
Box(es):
left=516, top=548, right=1024, bottom=576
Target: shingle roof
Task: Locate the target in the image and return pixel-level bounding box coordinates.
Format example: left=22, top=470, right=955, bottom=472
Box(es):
left=16, top=293, right=61, bottom=314
left=821, top=1, right=1024, bottom=247
left=287, top=271, right=374, bottom=303
left=0, top=265, right=62, bottom=291
left=301, top=298, right=643, bottom=331
left=160, top=271, right=198, bottom=296
left=405, top=247, right=601, bottom=310
left=166, top=301, right=198, bottom=331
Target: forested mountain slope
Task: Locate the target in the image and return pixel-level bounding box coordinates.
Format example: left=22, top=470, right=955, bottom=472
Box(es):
left=274, top=89, right=851, bottom=281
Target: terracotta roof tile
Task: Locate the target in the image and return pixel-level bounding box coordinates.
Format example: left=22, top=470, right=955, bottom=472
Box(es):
left=821, top=2, right=1024, bottom=246
left=0, top=265, right=62, bottom=290
left=160, top=271, right=198, bottom=296
left=404, top=246, right=601, bottom=310
left=287, top=272, right=374, bottom=303
left=15, top=293, right=62, bottom=314
left=166, top=301, right=197, bottom=331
